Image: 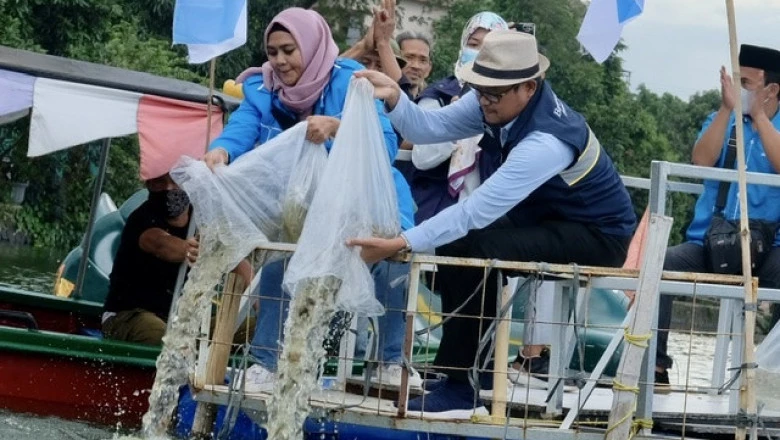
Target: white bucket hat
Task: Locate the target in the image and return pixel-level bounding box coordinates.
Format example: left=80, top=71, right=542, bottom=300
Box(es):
left=459, top=30, right=550, bottom=88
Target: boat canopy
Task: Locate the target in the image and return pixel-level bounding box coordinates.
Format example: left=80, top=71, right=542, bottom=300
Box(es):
left=0, top=45, right=240, bottom=179
left=0, top=45, right=240, bottom=110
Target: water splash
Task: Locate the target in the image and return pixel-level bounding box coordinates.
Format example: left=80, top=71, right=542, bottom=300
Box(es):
left=140, top=233, right=242, bottom=438
left=265, top=276, right=341, bottom=440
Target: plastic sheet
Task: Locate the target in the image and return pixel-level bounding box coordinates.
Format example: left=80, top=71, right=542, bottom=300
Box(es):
left=757, top=319, right=780, bottom=373
left=171, top=121, right=323, bottom=269
left=283, top=78, right=400, bottom=317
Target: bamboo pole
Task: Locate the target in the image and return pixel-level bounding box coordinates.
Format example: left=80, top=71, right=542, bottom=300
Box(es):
left=490, top=285, right=512, bottom=423
left=396, top=260, right=421, bottom=418
left=205, top=58, right=217, bottom=149
left=605, top=214, right=673, bottom=440
left=724, top=1, right=758, bottom=438
left=191, top=272, right=247, bottom=438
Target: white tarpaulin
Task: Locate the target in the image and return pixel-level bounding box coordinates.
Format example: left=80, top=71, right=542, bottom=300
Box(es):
left=29, top=78, right=141, bottom=157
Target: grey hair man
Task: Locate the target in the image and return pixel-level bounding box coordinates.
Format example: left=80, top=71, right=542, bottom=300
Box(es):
left=396, top=30, right=433, bottom=98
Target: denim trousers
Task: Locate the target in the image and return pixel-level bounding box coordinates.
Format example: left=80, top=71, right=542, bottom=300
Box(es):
left=249, top=259, right=409, bottom=371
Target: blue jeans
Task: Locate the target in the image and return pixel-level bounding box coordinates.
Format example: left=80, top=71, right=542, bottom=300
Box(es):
left=249, top=260, right=409, bottom=371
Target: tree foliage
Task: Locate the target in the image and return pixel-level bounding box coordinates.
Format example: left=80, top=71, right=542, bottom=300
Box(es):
left=0, top=0, right=721, bottom=248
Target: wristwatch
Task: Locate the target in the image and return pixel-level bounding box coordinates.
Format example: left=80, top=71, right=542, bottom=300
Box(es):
left=399, top=233, right=413, bottom=253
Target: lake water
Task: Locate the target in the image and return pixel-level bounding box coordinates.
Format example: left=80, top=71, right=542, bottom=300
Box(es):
left=1, top=243, right=778, bottom=438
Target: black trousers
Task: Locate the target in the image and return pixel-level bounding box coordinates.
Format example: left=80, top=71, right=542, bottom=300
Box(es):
left=656, top=243, right=780, bottom=369
left=432, top=219, right=631, bottom=383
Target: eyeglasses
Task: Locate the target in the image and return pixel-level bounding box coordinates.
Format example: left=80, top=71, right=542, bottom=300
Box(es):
left=471, top=85, right=517, bottom=104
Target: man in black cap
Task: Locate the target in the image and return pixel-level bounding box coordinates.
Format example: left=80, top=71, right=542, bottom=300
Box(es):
left=655, top=44, right=780, bottom=388
left=349, top=30, right=636, bottom=416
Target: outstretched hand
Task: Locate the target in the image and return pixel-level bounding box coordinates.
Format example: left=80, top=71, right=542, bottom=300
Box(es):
left=353, top=70, right=403, bottom=109
left=203, top=148, right=228, bottom=172
left=306, top=115, right=340, bottom=144
left=346, top=236, right=406, bottom=264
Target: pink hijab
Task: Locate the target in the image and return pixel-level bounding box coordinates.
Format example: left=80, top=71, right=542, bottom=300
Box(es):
left=237, top=8, right=338, bottom=114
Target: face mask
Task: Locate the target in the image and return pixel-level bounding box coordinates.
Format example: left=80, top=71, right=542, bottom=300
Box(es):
left=740, top=88, right=754, bottom=115
left=459, top=48, right=479, bottom=66
left=149, top=189, right=190, bottom=218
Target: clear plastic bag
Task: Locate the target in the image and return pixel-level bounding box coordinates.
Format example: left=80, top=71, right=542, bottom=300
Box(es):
left=756, top=319, right=780, bottom=373
left=281, top=141, right=328, bottom=243
left=170, top=121, right=319, bottom=270
left=283, top=78, right=400, bottom=316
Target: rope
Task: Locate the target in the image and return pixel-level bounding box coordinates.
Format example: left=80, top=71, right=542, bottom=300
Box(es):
left=717, top=362, right=758, bottom=395
left=623, top=327, right=652, bottom=348
left=415, top=260, right=499, bottom=336
left=603, top=402, right=654, bottom=439
left=604, top=378, right=653, bottom=440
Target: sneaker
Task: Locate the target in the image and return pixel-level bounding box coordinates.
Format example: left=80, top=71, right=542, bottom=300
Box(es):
left=404, top=381, right=488, bottom=419
left=371, top=364, right=423, bottom=389
left=242, top=364, right=276, bottom=393
left=507, top=366, right=549, bottom=390
left=655, top=369, right=671, bottom=394
left=509, top=348, right=550, bottom=387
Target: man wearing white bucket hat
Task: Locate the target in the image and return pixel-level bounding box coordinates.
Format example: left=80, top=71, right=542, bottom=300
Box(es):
left=350, top=30, right=636, bottom=416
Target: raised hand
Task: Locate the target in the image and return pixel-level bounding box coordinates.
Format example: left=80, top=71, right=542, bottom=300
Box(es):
left=720, top=66, right=736, bottom=112
left=373, top=0, right=396, bottom=45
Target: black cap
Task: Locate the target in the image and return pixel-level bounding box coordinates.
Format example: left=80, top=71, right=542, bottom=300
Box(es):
left=739, top=44, right=780, bottom=72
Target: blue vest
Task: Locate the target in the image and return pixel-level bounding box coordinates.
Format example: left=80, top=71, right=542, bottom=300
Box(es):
left=402, top=76, right=468, bottom=224
left=416, top=76, right=462, bottom=107
left=478, top=81, right=636, bottom=237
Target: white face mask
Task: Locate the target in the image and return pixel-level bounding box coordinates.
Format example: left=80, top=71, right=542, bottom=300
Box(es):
left=740, top=88, right=754, bottom=115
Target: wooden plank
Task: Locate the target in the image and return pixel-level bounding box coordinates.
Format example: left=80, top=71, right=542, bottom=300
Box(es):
left=724, top=0, right=758, bottom=436
left=396, top=260, right=422, bottom=418
left=191, top=272, right=247, bottom=437
left=491, top=285, right=512, bottom=422
left=253, top=242, right=748, bottom=285
left=606, top=214, right=673, bottom=440
left=738, top=279, right=759, bottom=439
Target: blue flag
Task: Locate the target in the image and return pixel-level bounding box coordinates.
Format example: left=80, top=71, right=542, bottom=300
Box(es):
left=577, top=0, right=645, bottom=63
left=173, top=0, right=248, bottom=63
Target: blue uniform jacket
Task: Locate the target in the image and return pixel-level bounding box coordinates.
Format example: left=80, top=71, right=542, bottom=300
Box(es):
left=686, top=111, right=780, bottom=246
left=209, top=58, right=415, bottom=230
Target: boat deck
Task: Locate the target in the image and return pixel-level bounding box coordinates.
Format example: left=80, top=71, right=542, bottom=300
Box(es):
left=193, top=379, right=780, bottom=439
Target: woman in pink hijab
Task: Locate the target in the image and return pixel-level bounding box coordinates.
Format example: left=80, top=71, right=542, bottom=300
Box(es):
left=201, top=7, right=417, bottom=393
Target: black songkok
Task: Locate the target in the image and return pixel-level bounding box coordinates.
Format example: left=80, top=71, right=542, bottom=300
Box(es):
left=740, top=44, right=780, bottom=72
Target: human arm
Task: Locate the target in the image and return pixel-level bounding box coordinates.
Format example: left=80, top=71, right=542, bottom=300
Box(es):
left=139, top=229, right=199, bottom=264
left=691, top=67, right=734, bottom=167
left=229, top=259, right=253, bottom=286
left=374, top=0, right=403, bottom=83
left=348, top=132, right=575, bottom=262
left=389, top=91, right=484, bottom=145
left=749, top=78, right=780, bottom=172
left=409, top=97, right=458, bottom=170
left=341, top=35, right=372, bottom=60
left=354, top=70, right=483, bottom=142
left=205, top=85, right=266, bottom=169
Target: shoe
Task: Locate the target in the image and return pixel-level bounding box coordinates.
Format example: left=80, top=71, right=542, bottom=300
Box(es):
left=242, top=364, right=276, bottom=393
left=404, top=381, right=488, bottom=419
left=655, top=369, right=671, bottom=394
left=509, top=348, right=550, bottom=387
left=422, top=377, right=447, bottom=392
left=507, top=367, right=549, bottom=390
left=371, top=364, right=423, bottom=389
